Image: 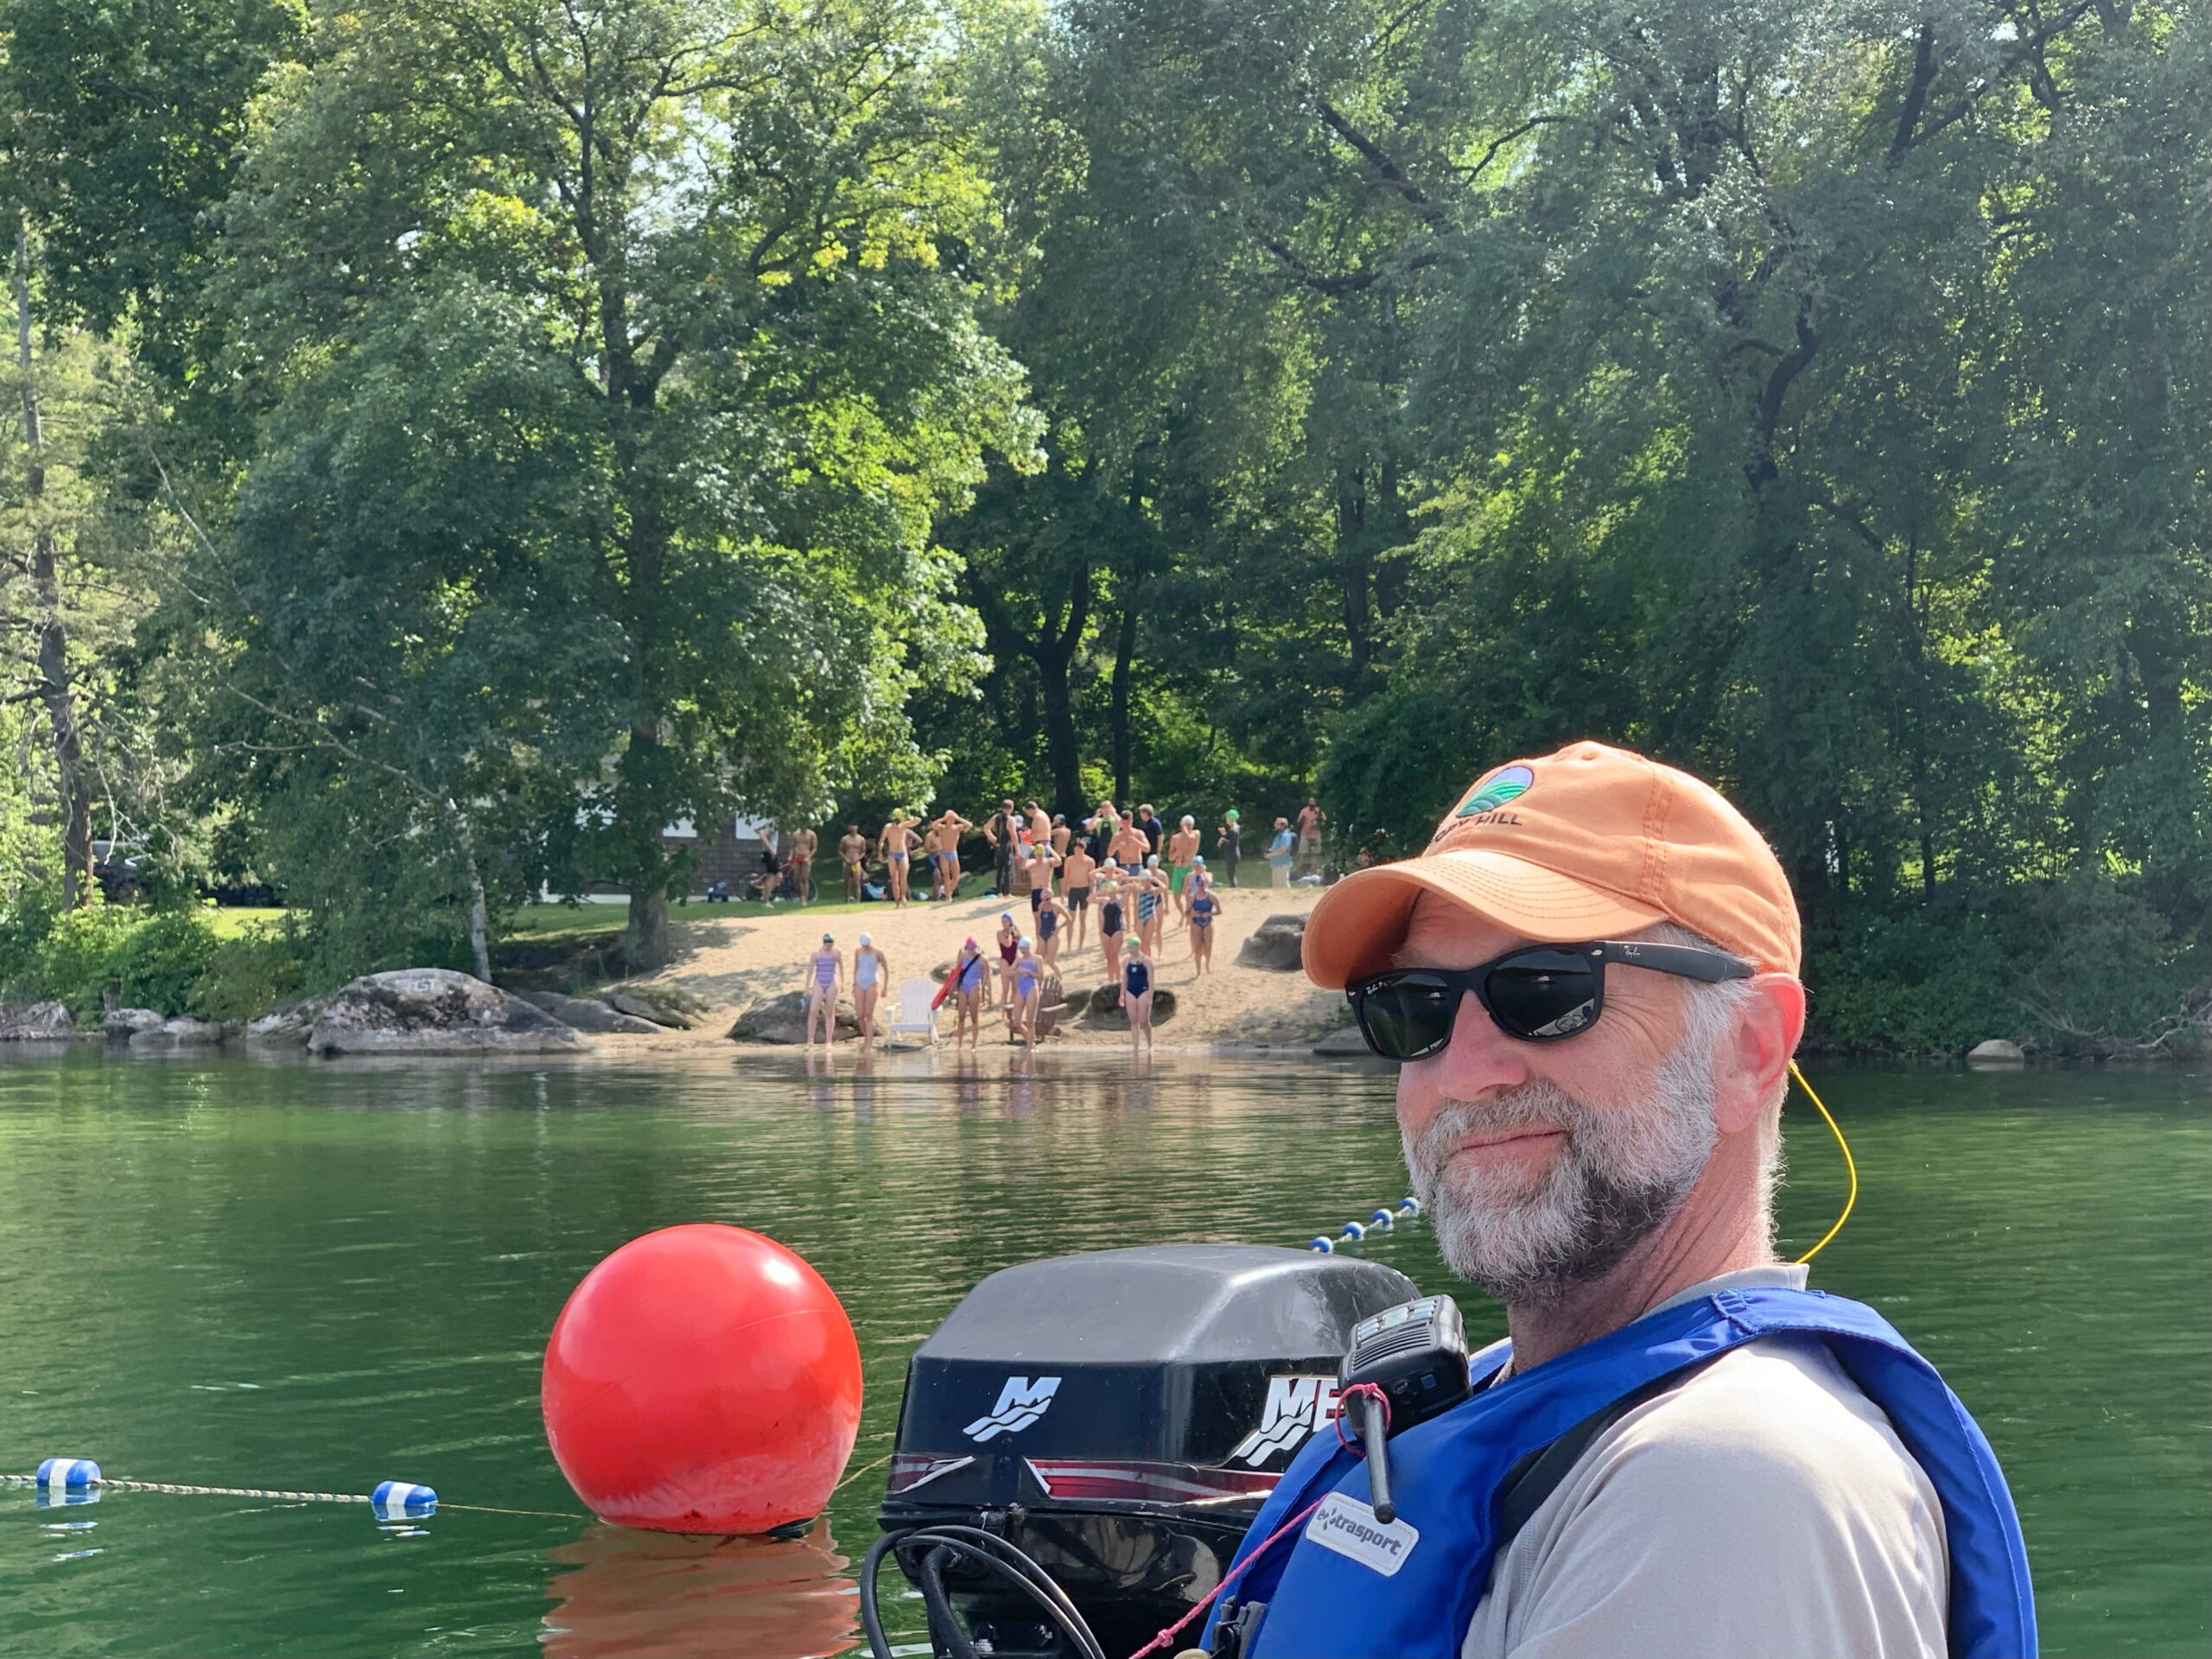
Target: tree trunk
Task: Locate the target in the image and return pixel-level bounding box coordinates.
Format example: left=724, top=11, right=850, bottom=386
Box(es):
left=453, top=808, right=493, bottom=982
left=13, top=217, right=90, bottom=909
left=620, top=721, right=674, bottom=971
left=626, top=884, right=670, bottom=973
left=1038, top=653, right=1084, bottom=813
left=1110, top=568, right=1141, bottom=804
left=1338, top=463, right=1374, bottom=683
left=1372, top=452, right=1411, bottom=619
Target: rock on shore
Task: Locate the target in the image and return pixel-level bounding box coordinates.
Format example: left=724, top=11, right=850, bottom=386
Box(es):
left=307, top=969, right=593, bottom=1057
left=728, top=991, right=871, bottom=1044
left=1236, top=914, right=1308, bottom=972
left=130, top=1016, right=226, bottom=1050
left=0, top=1001, right=74, bottom=1039
left=245, top=1000, right=326, bottom=1048
left=515, top=989, right=661, bottom=1035
left=1080, top=983, right=1178, bottom=1027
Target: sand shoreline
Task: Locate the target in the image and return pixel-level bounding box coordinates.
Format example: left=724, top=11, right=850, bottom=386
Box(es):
left=602, top=882, right=1358, bottom=1053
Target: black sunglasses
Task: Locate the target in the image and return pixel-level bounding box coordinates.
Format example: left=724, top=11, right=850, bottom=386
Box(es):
left=1345, top=940, right=1754, bottom=1062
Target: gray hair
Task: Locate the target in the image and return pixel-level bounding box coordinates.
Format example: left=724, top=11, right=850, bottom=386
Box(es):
left=1637, top=921, right=1789, bottom=1247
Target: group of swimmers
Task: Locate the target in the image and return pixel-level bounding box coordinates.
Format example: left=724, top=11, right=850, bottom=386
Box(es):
left=797, top=791, right=1330, bottom=912
left=934, top=925, right=1155, bottom=1053
left=798, top=931, right=891, bottom=1048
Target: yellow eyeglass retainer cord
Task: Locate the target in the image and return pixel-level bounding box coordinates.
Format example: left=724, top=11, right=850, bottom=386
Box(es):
left=1789, top=1059, right=1858, bottom=1264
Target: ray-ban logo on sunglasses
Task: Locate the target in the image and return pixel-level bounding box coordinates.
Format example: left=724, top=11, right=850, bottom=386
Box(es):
left=1456, top=765, right=1533, bottom=817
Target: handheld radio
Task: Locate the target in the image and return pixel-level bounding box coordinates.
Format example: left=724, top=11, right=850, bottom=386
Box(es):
left=1337, top=1293, right=1472, bottom=1522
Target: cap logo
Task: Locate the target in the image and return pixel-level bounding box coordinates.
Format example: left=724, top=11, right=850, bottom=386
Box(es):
left=1456, top=765, right=1533, bottom=817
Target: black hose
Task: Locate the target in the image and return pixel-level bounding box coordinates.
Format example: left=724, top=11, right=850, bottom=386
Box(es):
left=907, top=1522, right=1104, bottom=1656
left=855, top=1523, right=1109, bottom=1659
left=857, top=1531, right=905, bottom=1659
left=918, top=1545, right=984, bottom=1659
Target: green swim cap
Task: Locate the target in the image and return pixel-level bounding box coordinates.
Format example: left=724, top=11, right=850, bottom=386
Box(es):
left=1225, top=808, right=1240, bottom=822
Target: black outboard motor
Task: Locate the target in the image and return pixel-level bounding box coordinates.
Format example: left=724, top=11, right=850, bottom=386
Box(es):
left=879, top=1243, right=1418, bottom=1659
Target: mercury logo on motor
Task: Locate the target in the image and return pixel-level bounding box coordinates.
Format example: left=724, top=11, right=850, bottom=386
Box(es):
left=1229, top=1374, right=1340, bottom=1466
left=963, top=1375, right=1062, bottom=1442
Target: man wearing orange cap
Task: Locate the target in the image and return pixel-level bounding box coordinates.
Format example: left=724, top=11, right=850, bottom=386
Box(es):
left=1207, top=741, right=2034, bottom=1659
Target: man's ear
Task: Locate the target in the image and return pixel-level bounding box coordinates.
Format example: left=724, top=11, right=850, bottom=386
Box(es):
left=1713, top=974, right=1806, bottom=1135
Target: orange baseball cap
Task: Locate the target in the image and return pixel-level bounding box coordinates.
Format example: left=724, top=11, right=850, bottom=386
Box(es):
left=1301, top=741, right=1801, bottom=987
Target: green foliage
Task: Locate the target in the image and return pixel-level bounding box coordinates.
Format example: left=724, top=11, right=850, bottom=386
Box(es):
left=1806, top=875, right=2206, bottom=1059
left=0, top=881, right=67, bottom=999
left=1804, top=909, right=2018, bottom=1060
left=0, top=0, right=305, bottom=374
left=105, top=908, right=218, bottom=1014
left=0, top=0, right=2201, bottom=1054
left=29, top=901, right=137, bottom=1020
left=188, top=925, right=305, bottom=1024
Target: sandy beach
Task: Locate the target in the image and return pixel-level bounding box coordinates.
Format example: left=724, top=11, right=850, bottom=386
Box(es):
left=610, top=882, right=1353, bottom=1052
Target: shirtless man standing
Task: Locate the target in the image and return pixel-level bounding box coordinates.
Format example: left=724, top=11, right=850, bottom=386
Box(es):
left=931, top=808, right=975, bottom=900
left=1024, top=839, right=1059, bottom=923
left=1059, top=838, right=1096, bottom=955
left=785, top=824, right=818, bottom=906
left=1166, top=815, right=1201, bottom=924
left=1109, top=812, right=1150, bottom=871
left=879, top=813, right=922, bottom=908
left=838, top=824, right=868, bottom=899
left=1295, top=794, right=1325, bottom=877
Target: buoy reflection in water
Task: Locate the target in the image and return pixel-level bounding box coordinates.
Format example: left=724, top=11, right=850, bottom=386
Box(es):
left=542, top=1523, right=855, bottom=1659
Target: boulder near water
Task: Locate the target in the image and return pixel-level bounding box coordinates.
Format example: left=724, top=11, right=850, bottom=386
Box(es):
left=1236, top=913, right=1309, bottom=972
left=130, top=1016, right=226, bottom=1050
left=1967, top=1039, right=2027, bottom=1065
left=727, top=991, right=868, bottom=1044
left=1080, top=982, right=1178, bottom=1027
left=518, top=990, right=661, bottom=1035
left=606, top=989, right=694, bottom=1029
left=306, top=969, right=593, bottom=1057
left=102, top=1007, right=168, bottom=1040
left=245, top=999, right=326, bottom=1048
left=0, top=1001, right=75, bottom=1039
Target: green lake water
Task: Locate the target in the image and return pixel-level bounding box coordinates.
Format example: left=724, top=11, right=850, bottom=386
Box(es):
left=0, top=1049, right=2204, bottom=1656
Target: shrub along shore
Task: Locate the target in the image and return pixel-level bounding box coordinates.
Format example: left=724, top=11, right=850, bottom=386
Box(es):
left=0, top=881, right=2202, bottom=1064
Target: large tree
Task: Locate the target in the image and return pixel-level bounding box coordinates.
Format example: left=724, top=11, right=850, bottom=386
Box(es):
left=199, top=0, right=1037, bottom=966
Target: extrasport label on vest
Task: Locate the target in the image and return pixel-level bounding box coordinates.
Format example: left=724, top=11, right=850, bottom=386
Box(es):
left=1304, top=1491, right=1421, bottom=1577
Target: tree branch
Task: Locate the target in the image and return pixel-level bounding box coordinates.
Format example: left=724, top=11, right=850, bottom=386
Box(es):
left=1314, top=98, right=1445, bottom=226
left=1458, top=115, right=1569, bottom=182
left=1896, top=0, right=2097, bottom=156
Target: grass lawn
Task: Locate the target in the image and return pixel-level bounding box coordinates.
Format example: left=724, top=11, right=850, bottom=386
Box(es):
left=201, top=906, right=288, bottom=939
left=502, top=896, right=907, bottom=940
left=202, top=869, right=1310, bottom=950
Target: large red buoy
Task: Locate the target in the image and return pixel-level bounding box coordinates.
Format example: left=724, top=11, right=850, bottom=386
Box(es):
left=542, top=1224, right=862, bottom=1534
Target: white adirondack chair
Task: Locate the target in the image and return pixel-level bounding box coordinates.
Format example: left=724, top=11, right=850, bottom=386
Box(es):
left=886, top=976, right=939, bottom=1046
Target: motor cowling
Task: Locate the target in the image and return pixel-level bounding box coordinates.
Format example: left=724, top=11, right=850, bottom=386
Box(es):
left=879, top=1243, right=1418, bottom=1658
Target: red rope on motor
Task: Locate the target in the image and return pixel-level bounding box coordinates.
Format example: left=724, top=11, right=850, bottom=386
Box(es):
left=1128, top=1382, right=1394, bottom=1659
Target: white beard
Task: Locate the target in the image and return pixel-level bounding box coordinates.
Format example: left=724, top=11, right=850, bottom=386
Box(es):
left=1402, top=1034, right=1719, bottom=1309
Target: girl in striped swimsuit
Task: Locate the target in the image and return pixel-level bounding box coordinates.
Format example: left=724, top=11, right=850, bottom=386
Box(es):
left=803, top=934, right=842, bottom=1047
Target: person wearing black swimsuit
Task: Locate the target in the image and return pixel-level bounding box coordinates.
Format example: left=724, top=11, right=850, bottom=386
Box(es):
left=1187, top=875, right=1224, bottom=975
left=1097, top=862, right=1127, bottom=986
left=1036, top=889, right=1069, bottom=970
left=1122, top=939, right=1154, bottom=1054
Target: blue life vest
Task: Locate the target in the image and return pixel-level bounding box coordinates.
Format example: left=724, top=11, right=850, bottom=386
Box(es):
left=1205, top=1286, right=2034, bottom=1659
